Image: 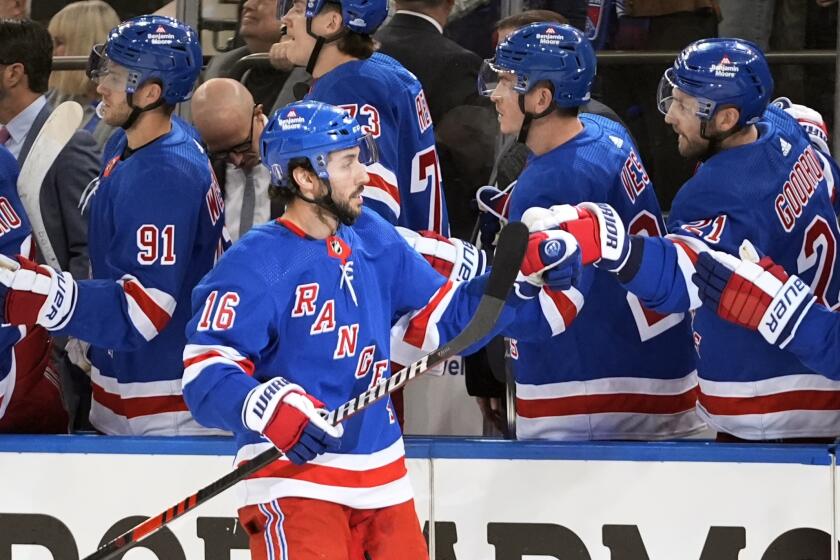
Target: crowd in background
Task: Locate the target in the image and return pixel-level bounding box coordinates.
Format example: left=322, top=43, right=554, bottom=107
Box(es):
left=0, top=0, right=839, bottom=440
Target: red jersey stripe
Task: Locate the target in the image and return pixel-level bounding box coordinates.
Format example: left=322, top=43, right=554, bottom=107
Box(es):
left=404, top=280, right=454, bottom=348
left=517, top=387, right=698, bottom=418
left=242, top=456, right=408, bottom=489
left=92, top=382, right=189, bottom=418
left=122, top=280, right=172, bottom=333
left=183, top=350, right=255, bottom=376
left=699, top=389, right=840, bottom=415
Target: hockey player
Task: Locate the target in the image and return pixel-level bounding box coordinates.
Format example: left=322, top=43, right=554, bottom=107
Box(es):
left=0, top=144, right=67, bottom=433
left=277, top=0, right=449, bottom=235
left=0, top=15, right=227, bottom=436
left=547, top=38, right=840, bottom=442
left=181, top=100, right=580, bottom=559
left=476, top=23, right=701, bottom=440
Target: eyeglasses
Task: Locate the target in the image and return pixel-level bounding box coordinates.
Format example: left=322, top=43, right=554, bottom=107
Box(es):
left=208, top=104, right=259, bottom=162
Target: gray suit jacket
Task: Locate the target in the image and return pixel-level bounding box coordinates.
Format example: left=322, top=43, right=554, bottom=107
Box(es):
left=18, top=103, right=98, bottom=279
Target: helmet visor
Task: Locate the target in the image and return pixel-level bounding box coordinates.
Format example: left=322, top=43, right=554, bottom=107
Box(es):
left=357, top=133, right=379, bottom=166
left=87, top=44, right=130, bottom=91
left=267, top=133, right=379, bottom=187
left=657, top=67, right=716, bottom=120
left=656, top=67, right=678, bottom=116
left=477, top=59, right=517, bottom=97
left=278, top=0, right=309, bottom=19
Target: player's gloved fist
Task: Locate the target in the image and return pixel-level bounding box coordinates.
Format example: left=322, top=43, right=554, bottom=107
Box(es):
left=476, top=185, right=512, bottom=247
left=0, top=254, right=77, bottom=330
left=398, top=227, right=487, bottom=282
left=691, top=245, right=816, bottom=348
left=515, top=230, right=582, bottom=299
left=242, top=377, right=343, bottom=465
left=772, top=96, right=831, bottom=155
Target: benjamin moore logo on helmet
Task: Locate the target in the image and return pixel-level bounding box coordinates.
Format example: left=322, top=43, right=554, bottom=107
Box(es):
left=710, top=54, right=738, bottom=79
left=280, top=109, right=305, bottom=130
left=537, top=26, right=561, bottom=46
left=148, top=25, right=176, bottom=45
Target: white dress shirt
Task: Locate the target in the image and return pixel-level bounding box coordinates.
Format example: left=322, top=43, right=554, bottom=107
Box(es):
left=1, top=95, right=47, bottom=159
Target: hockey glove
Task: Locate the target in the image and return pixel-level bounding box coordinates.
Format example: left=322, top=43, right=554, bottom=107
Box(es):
left=398, top=227, right=487, bottom=282
left=515, top=230, right=582, bottom=299
left=0, top=254, right=77, bottom=330
left=772, top=96, right=831, bottom=155
left=242, top=377, right=343, bottom=465
left=692, top=246, right=816, bottom=348
left=476, top=184, right=513, bottom=247
left=522, top=203, right=630, bottom=272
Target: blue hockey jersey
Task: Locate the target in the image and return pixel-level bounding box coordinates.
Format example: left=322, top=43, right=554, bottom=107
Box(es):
left=507, top=113, right=701, bottom=441
left=307, top=53, right=449, bottom=236
left=0, top=145, right=36, bottom=420
left=622, top=105, right=840, bottom=439
left=182, top=208, right=550, bottom=508
left=58, top=118, right=229, bottom=435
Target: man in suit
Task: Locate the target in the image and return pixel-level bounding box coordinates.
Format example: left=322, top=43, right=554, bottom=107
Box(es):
left=376, top=0, right=496, bottom=239
left=0, top=19, right=99, bottom=431
left=192, top=78, right=283, bottom=241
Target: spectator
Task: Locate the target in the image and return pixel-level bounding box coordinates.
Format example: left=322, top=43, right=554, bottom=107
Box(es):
left=0, top=144, right=67, bottom=434
left=0, top=0, right=23, bottom=19
left=192, top=78, right=280, bottom=241
left=47, top=0, right=121, bottom=151
left=376, top=0, right=494, bottom=239
left=203, top=0, right=299, bottom=112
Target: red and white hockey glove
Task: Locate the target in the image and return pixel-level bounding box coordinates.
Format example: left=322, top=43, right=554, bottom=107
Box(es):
left=772, top=97, right=831, bottom=156
left=522, top=202, right=631, bottom=272
left=397, top=227, right=487, bottom=282
left=515, top=230, right=582, bottom=299
left=0, top=254, right=77, bottom=330
left=691, top=244, right=816, bottom=348
left=242, top=377, right=343, bottom=465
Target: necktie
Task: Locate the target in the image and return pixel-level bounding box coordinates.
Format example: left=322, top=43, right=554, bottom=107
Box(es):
left=0, top=126, right=10, bottom=146
left=239, top=170, right=256, bottom=238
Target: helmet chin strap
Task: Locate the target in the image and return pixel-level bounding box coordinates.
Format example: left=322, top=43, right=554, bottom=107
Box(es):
left=120, top=91, right=165, bottom=130
left=697, top=118, right=741, bottom=162
left=516, top=94, right=556, bottom=144
left=305, top=18, right=346, bottom=75
left=294, top=179, right=357, bottom=226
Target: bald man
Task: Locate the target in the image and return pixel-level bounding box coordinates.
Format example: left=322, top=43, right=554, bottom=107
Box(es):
left=193, top=78, right=279, bottom=241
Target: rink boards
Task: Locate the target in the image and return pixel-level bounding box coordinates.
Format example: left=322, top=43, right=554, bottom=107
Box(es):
left=0, top=436, right=837, bottom=559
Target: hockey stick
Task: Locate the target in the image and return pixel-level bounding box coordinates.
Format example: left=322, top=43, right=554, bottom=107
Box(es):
left=82, top=221, right=529, bottom=560
left=17, top=101, right=84, bottom=270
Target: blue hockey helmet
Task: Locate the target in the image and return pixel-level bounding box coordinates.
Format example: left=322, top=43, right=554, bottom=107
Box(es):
left=277, top=0, right=388, bottom=35
left=87, top=15, right=202, bottom=105
left=261, top=101, right=378, bottom=189
left=657, top=38, right=774, bottom=127
left=478, top=22, right=596, bottom=108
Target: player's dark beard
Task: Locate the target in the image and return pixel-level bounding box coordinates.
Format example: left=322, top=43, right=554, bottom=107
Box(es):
left=312, top=185, right=361, bottom=227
